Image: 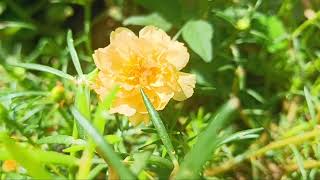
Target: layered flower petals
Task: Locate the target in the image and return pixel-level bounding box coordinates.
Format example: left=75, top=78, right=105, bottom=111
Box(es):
left=92, top=26, right=196, bottom=125
left=173, top=73, right=196, bottom=101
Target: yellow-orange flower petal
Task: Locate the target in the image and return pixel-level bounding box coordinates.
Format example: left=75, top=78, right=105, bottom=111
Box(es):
left=129, top=113, right=149, bottom=126
left=2, top=160, right=18, bottom=172
left=139, top=26, right=189, bottom=70
left=92, top=26, right=196, bottom=125
left=173, top=72, right=196, bottom=101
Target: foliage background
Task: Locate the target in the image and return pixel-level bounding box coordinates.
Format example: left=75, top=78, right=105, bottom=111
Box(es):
left=1, top=0, right=320, bottom=179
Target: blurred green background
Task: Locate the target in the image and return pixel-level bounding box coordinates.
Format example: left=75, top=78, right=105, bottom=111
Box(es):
left=1, top=0, right=320, bottom=179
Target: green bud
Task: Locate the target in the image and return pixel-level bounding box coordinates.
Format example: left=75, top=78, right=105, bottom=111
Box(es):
left=290, top=77, right=302, bottom=91
left=236, top=17, right=250, bottom=30
left=51, top=84, right=65, bottom=102
left=0, top=1, right=6, bottom=15
left=47, top=4, right=74, bottom=23
left=65, top=91, right=74, bottom=106
left=12, top=67, right=26, bottom=80
left=108, top=6, right=123, bottom=21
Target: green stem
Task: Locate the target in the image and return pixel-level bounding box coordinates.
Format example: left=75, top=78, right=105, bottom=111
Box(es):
left=77, top=86, right=118, bottom=179
left=292, top=11, right=320, bottom=38
left=77, top=145, right=95, bottom=179
left=84, top=1, right=92, bottom=54
left=285, top=160, right=320, bottom=172
left=140, top=89, right=179, bottom=172
left=253, top=130, right=320, bottom=156
left=75, top=83, right=92, bottom=179
left=71, top=107, right=136, bottom=179
left=204, top=129, right=320, bottom=176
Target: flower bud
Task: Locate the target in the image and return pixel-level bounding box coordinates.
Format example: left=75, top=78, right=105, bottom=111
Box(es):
left=50, top=84, right=65, bottom=102
left=12, top=67, right=26, bottom=80
left=236, top=17, right=250, bottom=30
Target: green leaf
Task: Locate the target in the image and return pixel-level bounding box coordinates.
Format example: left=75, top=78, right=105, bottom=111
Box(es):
left=70, top=107, right=135, bottom=179
left=267, top=16, right=286, bottom=40
left=290, top=145, right=307, bottom=180
left=93, top=86, right=119, bottom=133
left=104, top=135, right=122, bottom=145
left=0, top=132, right=52, bottom=179
left=37, top=135, right=85, bottom=146
left=0, top=21, right=36, bottom=30
left=213, top=7, right=246, bottom=26
left=0, top=147, right=78, bottom=166
left=67, top=30, right=83, bottom=76
left=8, top=62, right=74, bottom=80
left=256, top=15, right=287, bottom=52
left=63, top=145, right=85, bottom=153
left=219, top=127, right=264, bottom=146
left=26, top=39, right=49, bottom=62
left=123, top=13, right=172, bottom=31
left=140, top=89, right=178, bottom=167
left=148, top=155, right=174, bottom=170
left=74, top=83, right=91, bottom=138
left=76, top=84, right=118, bottom=180
left=88, top=164, right=107, bottom=180
left=34, top=150, right=79, bottom=167
left=304, top=86, right=316, bottom=122
left=0, top=91, right=49, bottom=101
left=130, top=151, right=152, bottom=175
left=182, top=20, right=213, bottom=62
left=138, top=138, right=161, bottom=150
left=246, top=89, right=266, bottom=104
left=176, top=98, right=239, bottom=179
left=37, top=135, right=74, bottom=145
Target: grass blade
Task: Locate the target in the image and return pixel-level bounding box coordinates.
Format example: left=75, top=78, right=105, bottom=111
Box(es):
left=88, top=164, right=107, bottom=180
left=0, top=132, right=52, bottom=179
left=77, top=86, right=118, bottom=179
left=176, top=98, right=239, bottom=179
left=130, top=151, right=152, bottom=175
left=219, top=127, right=264, bottom=146
left=70, top=107, right=135, bottom=179
left=0, top=147, right=79, bottom=167
left=37, top=135, right=85, bottom=146
left=148, top=155, right=174, bottom=170
left=140, top=89, right=179, bottom=169
left=9, top=62, right=74, bottom=80
left=0, top=91, right=49, bottom=101
left=290, top=145, right=307, bottom=179
left=67, top=30, right=83, bottom=76
left=74, top=84, right=91, bottom=139
left=94, top=86, right=119, bottom=133
left=73, top=83, right=92, bottom=179
left=304, top=86, right=316, bottom=122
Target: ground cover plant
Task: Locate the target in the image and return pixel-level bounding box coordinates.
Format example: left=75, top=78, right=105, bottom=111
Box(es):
left=1, top=0, right=320, bottom=179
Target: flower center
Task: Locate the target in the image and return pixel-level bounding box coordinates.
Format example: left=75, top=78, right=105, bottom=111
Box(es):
left=122, top=56, right=160, bottom=87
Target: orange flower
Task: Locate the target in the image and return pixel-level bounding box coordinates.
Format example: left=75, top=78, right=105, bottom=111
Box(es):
left=92, top=26, right=196, bottom=125
left=2, top=160, right=18, bottom=172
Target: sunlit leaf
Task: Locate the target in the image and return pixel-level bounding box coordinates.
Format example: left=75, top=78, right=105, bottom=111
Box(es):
left=140, top=89, right=179, bottom=168
left=182, top=20, right=213, bottom=62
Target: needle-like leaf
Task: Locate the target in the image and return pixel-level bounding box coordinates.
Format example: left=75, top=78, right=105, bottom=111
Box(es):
left=70, top=107, right=135, bottom=180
